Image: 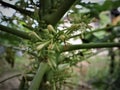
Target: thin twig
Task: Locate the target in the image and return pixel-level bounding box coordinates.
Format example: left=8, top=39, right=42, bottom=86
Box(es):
left=0, top=73, right=21, bottom=83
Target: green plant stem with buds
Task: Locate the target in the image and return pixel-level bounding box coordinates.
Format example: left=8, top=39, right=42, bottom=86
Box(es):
left=60, top=42, right=120, bottom=52
left=0, top=24, right=38, bottom=40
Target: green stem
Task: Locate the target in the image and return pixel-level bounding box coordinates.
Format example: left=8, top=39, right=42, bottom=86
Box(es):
left=60, top=42, right=120, bottom=52
left=43, top=0, right=77, bottom=25
left=69, top=25, right=120, bottom=39
left=39, top=0, right=52, bottom=18
left=29, top=62, right=48, bottom=90
left=0, top=24, right=33, bottom=40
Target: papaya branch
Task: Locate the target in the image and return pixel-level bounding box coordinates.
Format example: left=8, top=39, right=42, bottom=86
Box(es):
left=69, top=24, right=120, bottom=39
left=0, top=24, right=34, bottom=40
left=39, top=0, right=51, bottom=18
left=29, top=62, right=49, bottom=90
left=60, top=42, right=120, bottom=52
left=0, top=0, right=34, bottom=19
left=43, top=0, right=77, bottom=26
